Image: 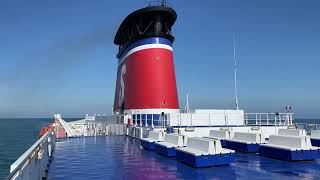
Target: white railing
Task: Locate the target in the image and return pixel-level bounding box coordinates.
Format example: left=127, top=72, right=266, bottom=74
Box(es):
left=244, top=113, right=293, bottom=126
left=169, top=112, right=244, bottom=127
left=131, top=114, right=168, bottom=128
left=88, top=112, right=293, bottom=128
left=131, top=112, right=293, bottom=128
left=6, top=130, right=56, bottom=180
left=295, top=123, right=320, bottom=134
left=148, top=0, right=170, bottom=7
left=95, top=115, right=124, bottom=124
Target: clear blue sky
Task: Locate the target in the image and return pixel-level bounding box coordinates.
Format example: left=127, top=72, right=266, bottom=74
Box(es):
left=1, top=0, right=319, bottom=118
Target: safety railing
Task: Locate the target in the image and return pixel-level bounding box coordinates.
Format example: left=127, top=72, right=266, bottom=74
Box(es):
left=169, top=112, right=244, bottom=127
left=95, top=115, right=125, bottom=124
left=130, top=112, right=293, bottom=128
left=82, top=114, right=168, bottom=128
left=148, top=0, right=170, bottom=7
left=244, top=113, right=293, bottom=126
left=295, top=123, right=320, bottom=134
left=86, top=112, right=293, bottom=128
left=131, top=114, right=168, bottom=128
left=6, top=130, right=56, bottom=180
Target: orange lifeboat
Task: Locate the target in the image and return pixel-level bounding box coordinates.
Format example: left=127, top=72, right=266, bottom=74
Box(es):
left=38, top=123, right=54, bottom=138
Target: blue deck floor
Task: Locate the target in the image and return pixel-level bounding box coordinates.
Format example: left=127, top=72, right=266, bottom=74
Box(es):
left=47, top=136, right=320, bottom=180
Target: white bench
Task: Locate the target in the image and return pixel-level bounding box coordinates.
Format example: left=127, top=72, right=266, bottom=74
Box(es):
left=155, top=134, right=184, bottom=148
left=262, top=135, right=315, bottom=150
left=278, top=129, right=306, bottom=137
left=127, top=126, right=135, bottom=137
left=232, top=132, right=265, bottom=144
left=311, top=130, right=320, bottom=139
left=142, top=131, right=164, bottom=143
left=134, top=127, right=143, bottom=139
left=177, top=137, right=234, bottom=156
left=207, top=130, right=232, bottom=140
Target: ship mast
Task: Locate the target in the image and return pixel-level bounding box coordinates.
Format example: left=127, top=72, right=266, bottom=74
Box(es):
left=185, top=91, right=190, bottom=113
left=233, top=32, right=239, bottom=110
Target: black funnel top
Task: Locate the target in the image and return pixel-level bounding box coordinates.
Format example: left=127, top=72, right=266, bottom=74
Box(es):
left=114, top=5, right=177, bottom=53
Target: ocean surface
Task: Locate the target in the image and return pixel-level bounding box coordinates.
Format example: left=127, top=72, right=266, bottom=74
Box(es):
left=0, top=118, right=319, bottom=179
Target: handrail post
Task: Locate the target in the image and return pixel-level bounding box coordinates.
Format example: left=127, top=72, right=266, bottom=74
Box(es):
left=151, top=114, right=154, bottom=128
left=209, top=113, right=211, bottom=127
left=134, top=114, right=137, bottom=126
left=244, top=114, right=248, bottom=125
left=145, top=115, right=148, bottom=127
left=191, top=113, right=193, bottom=127
left=259, top=114, right=262, bottom=126
left=179, top=113, right=181, bottom=127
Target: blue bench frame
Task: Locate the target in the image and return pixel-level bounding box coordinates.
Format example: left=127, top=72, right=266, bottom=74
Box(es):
left=155, top=143, right=177, bottom=157
left=225, top=140, right=260, bottom=153
left=259, top=145, right=320, bottom=161
left=311, top=139, right=320, bottom=147
left=220, top=139, right=227, bottom=148
left=176, top=150, right=235, bottom=167
left=140, top=139, right=156, bottom=150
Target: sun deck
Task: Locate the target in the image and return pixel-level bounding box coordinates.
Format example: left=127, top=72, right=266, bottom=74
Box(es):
left=46, top=136, right=320, bottom=180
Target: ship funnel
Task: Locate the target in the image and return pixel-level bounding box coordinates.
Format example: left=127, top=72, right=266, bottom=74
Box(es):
left=113, top=5, right=179, bottom=115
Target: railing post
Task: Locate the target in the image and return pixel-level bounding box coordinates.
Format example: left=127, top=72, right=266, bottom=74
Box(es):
left=145, top=115, right=148, bottom=127
left=209, top=113, right=211, bottom=127
left=187, top=113, right=189, bottom=127
left=133, top=114, right=136, bottom=126
left=31, top=153, right=36, bottom=179
left=259, top=114, right=262, bottom=126
left=178, top=113, right=180, bottom=127
left=140, top=114, right=142, bottom=127
left=48, top=136, right=52, bottom=158
left=135, top=114, right=137, bottom=126
left=226, top=113, right=229, bottom=127
left=151, top=114, right=154, bottom=128
left=267, top=114, right=269, bottom=125
left=245, top=114, right=248, bottom=125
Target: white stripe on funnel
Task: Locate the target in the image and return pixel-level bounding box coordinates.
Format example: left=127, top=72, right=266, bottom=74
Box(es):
left=119, top=44, right=173, bottom=66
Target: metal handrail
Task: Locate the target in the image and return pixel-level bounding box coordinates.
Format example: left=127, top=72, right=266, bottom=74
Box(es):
left=148, top=0, right=170, bottom=7
left=6, top=130, right=55, bottom=180
left=130, top=112, right=293, bottom=127
left=244, top=113, right=293, bottom=126
left=295, top=123, right=320, bottom=134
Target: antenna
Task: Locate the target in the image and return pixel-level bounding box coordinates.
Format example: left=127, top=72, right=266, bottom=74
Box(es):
left=184, top=91, right=190, bottom=113
left=233, top=32, right=239, bottom=110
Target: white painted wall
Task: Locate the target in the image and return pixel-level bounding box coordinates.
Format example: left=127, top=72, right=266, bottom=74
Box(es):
left=169, top=110, right=245, bottom=126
